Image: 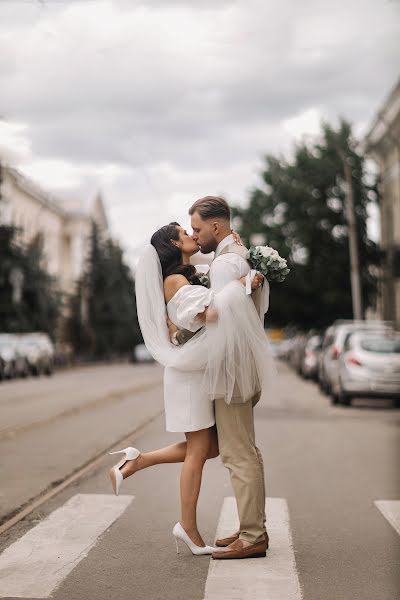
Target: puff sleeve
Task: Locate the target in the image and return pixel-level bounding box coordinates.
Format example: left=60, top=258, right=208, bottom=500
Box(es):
left=169, top=285, right=213, bottom=332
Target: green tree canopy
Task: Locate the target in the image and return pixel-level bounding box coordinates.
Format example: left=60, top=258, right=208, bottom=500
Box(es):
left=232, top=120, right=379, bottom=329
left=65, top=223, right=142, bottom=358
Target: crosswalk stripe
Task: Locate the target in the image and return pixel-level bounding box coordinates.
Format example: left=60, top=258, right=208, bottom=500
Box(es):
left=203, top=497, right=302, bottom=600
left=0, top=493, right=134, bottom=598
left=374, top=500, right=400, bottom=536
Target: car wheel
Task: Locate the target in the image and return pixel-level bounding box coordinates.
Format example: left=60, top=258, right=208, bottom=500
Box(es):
left=330, top=391, right=339, bottom=405
left=9, top=363, right=16, bottom=379
left=45, top=361, right=54, bottom=376
left=319, top=377, right=327, bottom=394
left=22, top=360, right=29, bottom=378
left=339, top=393, right=351, bottom=406
left=337, top=380, right=351, bottom=406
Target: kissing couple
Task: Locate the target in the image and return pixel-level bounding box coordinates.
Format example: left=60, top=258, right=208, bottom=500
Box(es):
left=108, top=196, right=276, bottom=560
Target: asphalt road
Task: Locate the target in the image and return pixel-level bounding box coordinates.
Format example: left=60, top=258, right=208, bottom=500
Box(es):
left=0, top=362, right=164, bottom=522
left=0, top=360, right=399, bottom=600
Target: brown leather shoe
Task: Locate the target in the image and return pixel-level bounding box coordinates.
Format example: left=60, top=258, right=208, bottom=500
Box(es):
left=215, top=532, right=240, bottom=547
left=212, top=538, right=268, bottom=560
left=215, top=531, right=269, bottom=548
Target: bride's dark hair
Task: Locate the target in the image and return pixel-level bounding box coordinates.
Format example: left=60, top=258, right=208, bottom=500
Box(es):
left=150, top=222, right=201, bottom=284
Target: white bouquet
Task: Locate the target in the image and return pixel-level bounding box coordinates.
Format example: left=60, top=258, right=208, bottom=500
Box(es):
left=247, top=245, right=290, bottom=283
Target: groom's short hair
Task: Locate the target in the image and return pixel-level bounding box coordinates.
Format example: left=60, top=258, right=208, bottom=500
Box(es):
left=189, top=196, right=230, bottom=222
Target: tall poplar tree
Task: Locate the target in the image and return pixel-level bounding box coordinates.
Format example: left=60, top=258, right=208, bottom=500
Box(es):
left=232, top=120, right=379, bottom=329
left=65, top=223, right=141, bottom=358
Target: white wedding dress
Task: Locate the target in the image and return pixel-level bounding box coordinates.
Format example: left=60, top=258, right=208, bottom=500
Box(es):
left=135, top=245, right=276, bottom=434
left=165, top=283, right=215, bottom=432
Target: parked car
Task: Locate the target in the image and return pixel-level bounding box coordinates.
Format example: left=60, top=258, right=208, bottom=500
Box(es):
left=301, top=335, right=323, bottom=379
left=331, top=331, right=400, bottom=406
left=318, top=326, right=336, bottom=392
left=0, top=334, right=29, bottom=379
left=289, top=334, right=308, bottom=374
left=0, top=334, right=17, bottom=379
left=326, top=321, right=393, bottom=398
left=133, top=344, right=154, bottom=363
left=20, top=333, right=55, bottom=375
left=319, top=321, right=392, bottom=395
left=16, top=337, right=46, bottom=376
left=272, top=338, right=294, bottom=361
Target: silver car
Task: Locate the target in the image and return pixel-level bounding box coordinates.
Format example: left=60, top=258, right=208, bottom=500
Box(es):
left=321, top=321, right=392, bottom=395
left=331, top=331, right=400, bottom=406
left=301, top=335, right=323, bottom=379
left=318, top=326, right=336, bottom=393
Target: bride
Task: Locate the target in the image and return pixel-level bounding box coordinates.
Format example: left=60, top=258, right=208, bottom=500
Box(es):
left=108, top=222, right=270, bottom=555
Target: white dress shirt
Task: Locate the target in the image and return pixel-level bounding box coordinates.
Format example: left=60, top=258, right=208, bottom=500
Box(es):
left=210, top=234, right=250, bottom=292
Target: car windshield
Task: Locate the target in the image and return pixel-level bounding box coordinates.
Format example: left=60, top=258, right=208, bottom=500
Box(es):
left=360, top=336, right=400, bottom=354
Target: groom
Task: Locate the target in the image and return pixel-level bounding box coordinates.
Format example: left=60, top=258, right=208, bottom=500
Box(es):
left=189, top=196, right=269, bottom=560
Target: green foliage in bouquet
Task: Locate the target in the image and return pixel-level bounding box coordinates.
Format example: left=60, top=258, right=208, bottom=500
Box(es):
left=248, top=245, right=290, bottom=283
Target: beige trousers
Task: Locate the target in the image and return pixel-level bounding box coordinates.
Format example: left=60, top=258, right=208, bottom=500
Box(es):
left=214, top=394, right=267, bottom=544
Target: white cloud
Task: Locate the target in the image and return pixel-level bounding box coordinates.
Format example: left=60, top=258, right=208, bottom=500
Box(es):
left=0, top=0, right=398, bottom=262
left=0, top=120, right=32, bottom=163
left=283, top=107, right=322, bottom=142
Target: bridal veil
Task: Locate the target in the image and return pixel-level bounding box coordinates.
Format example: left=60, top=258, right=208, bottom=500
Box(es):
left=135, top=245, right=276, bottom=404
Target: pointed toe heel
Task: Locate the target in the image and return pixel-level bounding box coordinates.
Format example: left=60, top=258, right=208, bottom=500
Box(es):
left=172, top=523, right=216, bottom=556
left=108, top=446, right=141, bottom=496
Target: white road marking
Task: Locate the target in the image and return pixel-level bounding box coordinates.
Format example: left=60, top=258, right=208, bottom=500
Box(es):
left=0, top=493, right=134, bottom=598
left=203, top=497, right=302, bottom=600
left=374, top=500, right=400, bottom=536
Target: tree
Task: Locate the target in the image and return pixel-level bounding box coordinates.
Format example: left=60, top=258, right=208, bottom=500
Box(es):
left=232, top=120, right=379, bottom=329
left=65, top=223, right=142, bottom=358
left=0, top=227, right=62, bottom=335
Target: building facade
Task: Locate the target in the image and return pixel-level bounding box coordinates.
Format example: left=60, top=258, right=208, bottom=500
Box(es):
left=365, top=79, right=400, bottom=327
left=0, top=164, right=109, bottom=295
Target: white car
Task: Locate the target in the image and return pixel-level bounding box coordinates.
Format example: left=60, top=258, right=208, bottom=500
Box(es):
left=19, top=333, right=55, bottom=375
left=331, top=331, right=400, bottom=406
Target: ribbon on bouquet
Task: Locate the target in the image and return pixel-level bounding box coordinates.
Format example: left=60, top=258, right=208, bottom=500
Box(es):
left=245, top=269, right=258, bottom=295
left=245, top=269, right=270, bottom=319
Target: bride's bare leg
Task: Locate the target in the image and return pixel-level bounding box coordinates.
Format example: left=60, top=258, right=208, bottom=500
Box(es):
left=120, top=441, right=187, bottom=478
left=179, top=428, right=214, bottom=547
left=120, top=426, right=219, bottom=479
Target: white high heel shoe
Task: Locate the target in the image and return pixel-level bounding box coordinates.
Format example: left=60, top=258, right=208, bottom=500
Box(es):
left=172, top=522, right=216, bottom=556
left=108, top=446, right=140, bottom=496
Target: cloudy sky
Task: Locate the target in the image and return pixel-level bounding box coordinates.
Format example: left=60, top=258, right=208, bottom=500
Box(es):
left=0, top=0, right=399, bottom=264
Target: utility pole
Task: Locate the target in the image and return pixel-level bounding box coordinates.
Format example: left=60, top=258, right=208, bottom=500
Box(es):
left=339, top=150, right=363, bottom=320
